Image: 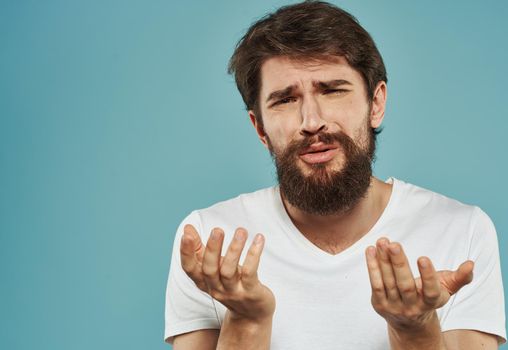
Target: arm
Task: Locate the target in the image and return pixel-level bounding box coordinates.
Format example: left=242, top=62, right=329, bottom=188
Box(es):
left=216, top=311, right=273, bottom=350
left=387, top=312, right=499, bottom=350
left=171, top=314, right=273, bottom=350
left=443, top=329, right=499, bottom=350
left=173, top=329, right=220, bottom=350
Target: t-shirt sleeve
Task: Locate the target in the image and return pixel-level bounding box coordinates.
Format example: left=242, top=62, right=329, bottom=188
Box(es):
left=440, top=207, right=506, bottom=344
left=164, top=210, right=221, bottom=344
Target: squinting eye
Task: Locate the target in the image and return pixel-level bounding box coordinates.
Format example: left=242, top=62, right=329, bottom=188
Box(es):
left=275, top=97, right=297, bottom=105
left=324, top=89, right=347, bottom=95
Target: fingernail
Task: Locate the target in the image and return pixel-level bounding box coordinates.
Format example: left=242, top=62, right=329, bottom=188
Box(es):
left=419, top=258, right=428, bottom=268
left=211, top=229, right=221, bottom=240
left=389, top=244, right=400, bottom=255
left=254, top=234, right=263, bottom=245
left=367, top=246, right=376, bottom=258
left=235, top=229, right=246, bottom=241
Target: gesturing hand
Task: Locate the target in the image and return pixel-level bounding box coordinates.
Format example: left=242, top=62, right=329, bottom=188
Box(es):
left=180, top=224, right=276, bottom=322
left=365, top=237, right=474, bottom=331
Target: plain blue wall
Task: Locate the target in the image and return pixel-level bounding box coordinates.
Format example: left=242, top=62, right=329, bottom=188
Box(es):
left=1, top=0, right=506, bottom=349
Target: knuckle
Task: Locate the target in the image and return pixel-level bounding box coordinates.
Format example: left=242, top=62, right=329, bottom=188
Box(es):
left=229, top=242, right=243, bottom=252
left=247, top=247, right=258, bottom=257
left=392, top=261, right=406, bottom=269
left=242, top=266, right=255, bottom=277
left=220, top=266, right=236, bottom=280
left=201, top=265, right=217, bottom=277
left=384, top=281, right=396, bottom=291
left=398, top=284, right=414, bottom=294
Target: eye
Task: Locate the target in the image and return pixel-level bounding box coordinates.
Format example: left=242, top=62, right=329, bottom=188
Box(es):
left=274, top=96, right=297, bottom=106
left=323, top=88, right=348, bottom=95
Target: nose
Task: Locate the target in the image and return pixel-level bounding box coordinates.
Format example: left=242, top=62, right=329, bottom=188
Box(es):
left=299, top=95, right=327, bottom=137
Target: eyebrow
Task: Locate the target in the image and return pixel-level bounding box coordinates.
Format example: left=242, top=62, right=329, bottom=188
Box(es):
left=265, top=85, right=296, bottom=103
left=265, top=79, right=352, bottom=103
left=315, top=79, right=352, bottom=90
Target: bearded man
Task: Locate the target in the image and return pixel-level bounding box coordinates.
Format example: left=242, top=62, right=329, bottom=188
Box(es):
left=164, top=1, right=506, bottom=349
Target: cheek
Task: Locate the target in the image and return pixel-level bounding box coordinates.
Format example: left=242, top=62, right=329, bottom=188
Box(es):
left=264, top=119, right=300, bottom=149
left=266, top=130, right=287, bottom=154
left=321, top=98, right=369, bottom=133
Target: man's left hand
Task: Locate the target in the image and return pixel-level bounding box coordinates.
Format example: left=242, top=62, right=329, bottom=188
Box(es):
left=365, top=237, right=474, bottom=332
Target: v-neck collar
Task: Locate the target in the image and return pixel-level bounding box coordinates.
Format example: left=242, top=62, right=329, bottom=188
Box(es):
left=272, top=177, right=401, bottom=262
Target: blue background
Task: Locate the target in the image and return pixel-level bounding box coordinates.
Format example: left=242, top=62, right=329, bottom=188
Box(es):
left=1, top=0, right=506, bottom=349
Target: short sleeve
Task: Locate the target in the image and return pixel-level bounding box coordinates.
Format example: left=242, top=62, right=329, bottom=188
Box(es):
left=164, top=211, right=221, bottom=344
left=440, top=207, right=506, bottom=344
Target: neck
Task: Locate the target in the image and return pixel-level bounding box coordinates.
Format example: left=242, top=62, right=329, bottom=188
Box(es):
left=280, top=176, right=393, bottom=255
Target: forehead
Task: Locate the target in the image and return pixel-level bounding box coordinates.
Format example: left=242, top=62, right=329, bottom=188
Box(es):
left=259, top=56, right=364, bottom=98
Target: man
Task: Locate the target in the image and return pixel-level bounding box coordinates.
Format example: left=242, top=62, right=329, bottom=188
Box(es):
left=164, top=1, right=506, bottom=349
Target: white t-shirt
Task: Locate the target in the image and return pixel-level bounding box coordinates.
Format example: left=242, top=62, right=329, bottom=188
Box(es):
left=164, top=177, right=506, bottom=348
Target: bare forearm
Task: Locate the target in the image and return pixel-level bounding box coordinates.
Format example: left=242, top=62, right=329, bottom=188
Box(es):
left=216, top=312, right=273, bottom=350
left=388, top=312, right=447, bottom=350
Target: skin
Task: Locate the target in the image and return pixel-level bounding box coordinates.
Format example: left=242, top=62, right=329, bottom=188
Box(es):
left=176, top=56, right=501, bottom=349
left=179, top=225, right=274, bottom=349
left=251, top=55, right=392, bottom=255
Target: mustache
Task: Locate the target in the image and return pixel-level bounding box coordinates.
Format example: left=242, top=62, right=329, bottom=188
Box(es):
left=284, top=131, right=357, bottom=156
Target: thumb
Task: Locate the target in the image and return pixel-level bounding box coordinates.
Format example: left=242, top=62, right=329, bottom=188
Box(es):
left=455, top=260, right=474, bottom=285
left=183, top=224, right=205, bottom=262
left=446, top=260, right=475, bottom=295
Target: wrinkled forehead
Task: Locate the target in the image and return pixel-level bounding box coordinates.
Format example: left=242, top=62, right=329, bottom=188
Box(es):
left=258, top=55, right=365, bottom=101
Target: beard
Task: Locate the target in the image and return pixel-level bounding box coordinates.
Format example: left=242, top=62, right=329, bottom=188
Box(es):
left=266, top=121, right=376, bottom=216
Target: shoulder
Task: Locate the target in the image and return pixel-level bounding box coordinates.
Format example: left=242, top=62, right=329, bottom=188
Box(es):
left=387, top=178, right=499, bottom=251
left=197, top=186, right=277, bottom=219
left=178, top=186, right=278, bottom=240
left=392, top=178, right=481, bottom=225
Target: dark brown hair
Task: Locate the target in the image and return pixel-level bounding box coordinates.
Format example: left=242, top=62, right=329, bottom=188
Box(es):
left=228, top=0, right=387, bottom=133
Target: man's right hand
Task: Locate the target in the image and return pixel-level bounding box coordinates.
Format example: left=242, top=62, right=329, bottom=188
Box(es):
left=180, top=224, right=276, bottom=323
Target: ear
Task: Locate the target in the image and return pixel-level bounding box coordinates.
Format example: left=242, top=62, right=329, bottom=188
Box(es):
left=369, top=81, right=387, bottom=129
left=249, top=110, right=269, bottom=149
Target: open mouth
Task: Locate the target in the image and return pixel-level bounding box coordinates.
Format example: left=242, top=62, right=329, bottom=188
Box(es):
left=299, top=146, right=338, bottom=164
left=304, top=147, right=334, bottom=154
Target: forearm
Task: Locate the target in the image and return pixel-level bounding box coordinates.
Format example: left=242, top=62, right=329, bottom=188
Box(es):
left=388, top=312, right=447, bottom=350
left=216, top=312, right=273, bottom=350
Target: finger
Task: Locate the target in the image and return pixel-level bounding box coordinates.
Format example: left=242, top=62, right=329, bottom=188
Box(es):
left=456, top=260, right=474, bottom=284
left=417, top=257, right=442, bottom=307
left=388, top=242, right=418, bottom=305
left=376, top=238, right=401, bottom=302
left=448, top=260, right=475, bottom=294
left=365, top=246, right=387, bottom=304
left=202, top=227, right=225, bottom=292
left=415, top=277, right=422, bottom=293
left=220, top=227, right=248, bottom=291
left=241, top=233, right=265, bottom=289
left=180, top=224, right=207, bottom=291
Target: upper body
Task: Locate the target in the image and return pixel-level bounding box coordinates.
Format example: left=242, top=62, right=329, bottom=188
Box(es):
left=165, top=1, right=506, bottom=349
left=165, top=177, right=506, bottom=349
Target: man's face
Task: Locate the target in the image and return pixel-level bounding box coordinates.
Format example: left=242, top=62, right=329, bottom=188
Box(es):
left=251, top=56, right=385, bottom=215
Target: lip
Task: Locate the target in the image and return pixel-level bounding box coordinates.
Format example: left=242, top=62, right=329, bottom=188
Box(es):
left=299, top=144, right=339, bottom=164
left=299, top=142, right=338, bottom=156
